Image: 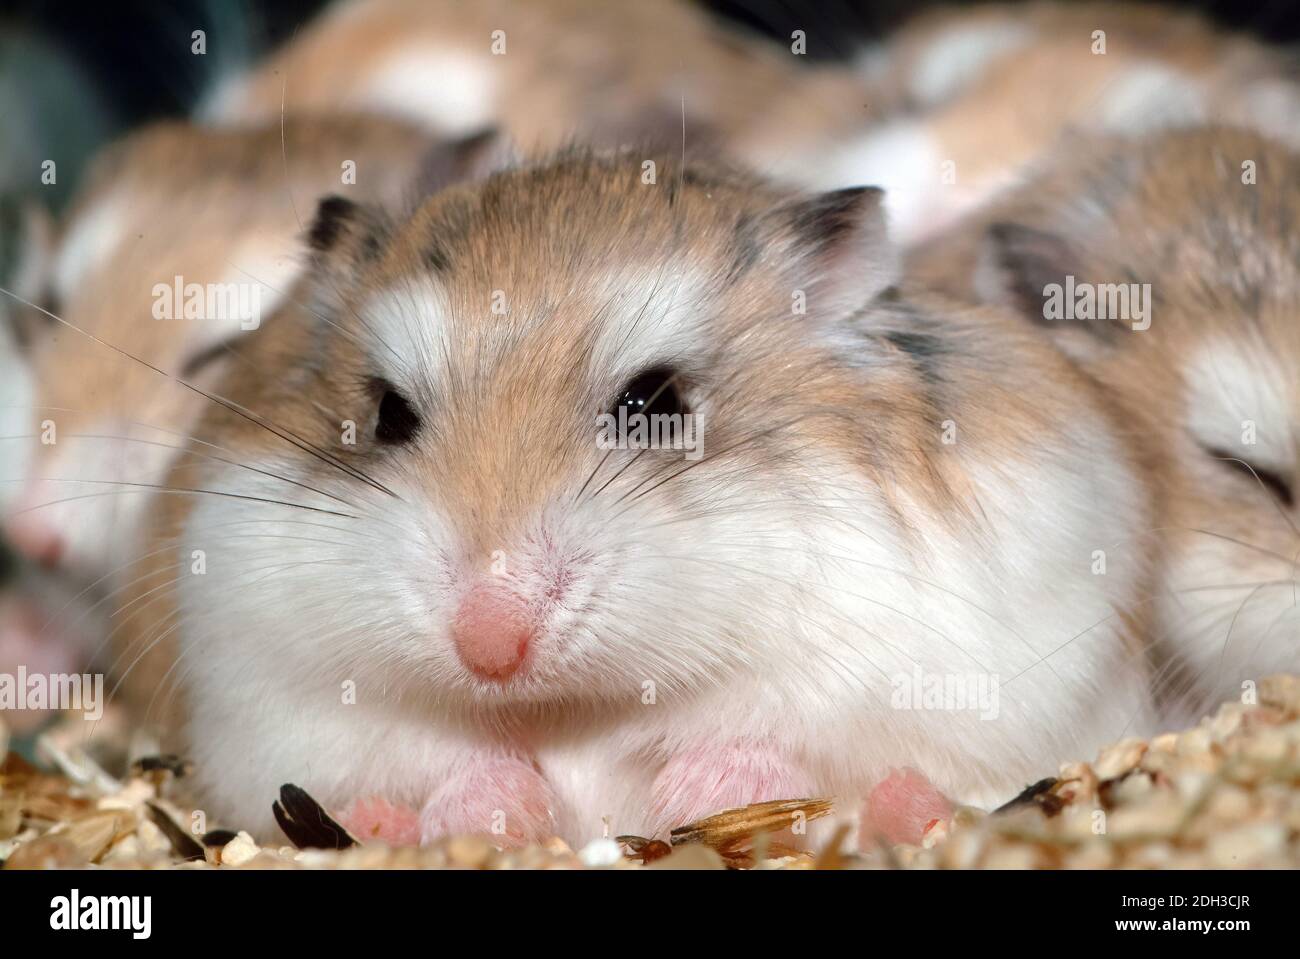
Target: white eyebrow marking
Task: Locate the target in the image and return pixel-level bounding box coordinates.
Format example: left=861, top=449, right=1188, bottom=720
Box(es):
left=54, top=194, right=129, bottom=299
left=1185, top=337, right=1296, bottom=472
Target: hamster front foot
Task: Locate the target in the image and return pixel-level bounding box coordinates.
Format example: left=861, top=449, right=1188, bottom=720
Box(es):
left=336, top=796, right=422, bottom=846
left=858, top=766, right=953, bottom=847
left=648, top=743, right=813, bottom=838
left=418, top=753, right=557, bottom=846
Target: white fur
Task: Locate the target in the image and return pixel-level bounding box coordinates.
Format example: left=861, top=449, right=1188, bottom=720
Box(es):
left=52, top=195, right=129, bottom=302
left=355, top=46, right=497, bottom=136
left=0, top=324, right=34, bottom=513
left=1185, top=337, right=1294, bottom=475
left=1096, top=63, right=1206, bottom=132
left=791, top=120, right=966, bottom=246
left=907, top=20, right=1032, bottom=108
left=14, top=411, right=183, bottom=579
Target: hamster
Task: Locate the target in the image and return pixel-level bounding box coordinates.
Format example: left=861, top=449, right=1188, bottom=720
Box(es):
left=2, top=115, right=476, bottom=584
left=202, top=0, right=870, bottom=159
left=804, top=2, right=1300, bottom=245
left=204, top=0, right=1300, bottom=250
left=129, top=147, right=1158, bottom=847
left=911, top=126, right=1300, bottom=725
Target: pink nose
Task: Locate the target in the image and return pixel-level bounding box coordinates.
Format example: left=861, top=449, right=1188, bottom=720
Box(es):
left=3, top=507, right=64, bottom=568
left=451, top=584, right=534, bottom=680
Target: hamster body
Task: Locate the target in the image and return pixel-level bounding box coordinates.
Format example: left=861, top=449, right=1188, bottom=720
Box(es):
left=205, top=0, right=1300, bottom=250
left=204, top=0, right=868, bottom=160
left=143, top=149, right=1157, bottom=844
left=795, top=2, right=1300, bottom=244
left=912, top=127, right=1300, bottom=723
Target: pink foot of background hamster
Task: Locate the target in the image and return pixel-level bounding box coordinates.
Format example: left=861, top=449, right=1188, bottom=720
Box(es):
left=418, top=755, right=555, bottom=847
left=859, top=766, right=953, bottom=847
left=337, top=796, right=421, bottom=846
left=649, top=744, right=812, bottom=837
left=0, top=596, right=80, bottom=734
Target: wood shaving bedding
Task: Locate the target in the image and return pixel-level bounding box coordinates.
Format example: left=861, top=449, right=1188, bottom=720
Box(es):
left=2, top=675, right=1298, bottom=870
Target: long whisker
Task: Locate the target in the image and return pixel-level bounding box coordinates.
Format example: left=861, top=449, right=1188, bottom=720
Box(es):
left=0, top=284, right=399, bottom=499
left=6, top=479, right=357, bottom=519
left=2, top=431, right=359, bottom=509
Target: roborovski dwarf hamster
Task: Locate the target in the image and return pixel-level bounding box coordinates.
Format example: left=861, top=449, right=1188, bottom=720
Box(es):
left=131, top=149, right=1157, bottom=847
left=911, top=126, right=1300, bottom=726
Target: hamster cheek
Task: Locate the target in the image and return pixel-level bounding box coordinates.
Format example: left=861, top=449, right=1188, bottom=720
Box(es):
left=418, top=753, right=557, bottom=847
left=335, top=797, right=422, bottom=846
left=648, top=743, right=813, bottom=836
left=858, top=766, right=953, bottom=847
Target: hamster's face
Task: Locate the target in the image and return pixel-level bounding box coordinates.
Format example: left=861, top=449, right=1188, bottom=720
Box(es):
left=980, top=129, right=1300, bottom=706
left=181, top=152, right=912, bottom=710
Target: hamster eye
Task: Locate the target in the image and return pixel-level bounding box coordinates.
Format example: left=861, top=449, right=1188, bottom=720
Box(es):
left=180, top=334, right=241, bottom=378
left=1206, top=448, right=1294, bottom=507
left=372, top=381, right=421, bottom=444
left=612, top=367, right=686, bottom=419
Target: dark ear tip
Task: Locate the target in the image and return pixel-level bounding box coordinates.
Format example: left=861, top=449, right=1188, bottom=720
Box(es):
left=455, top=126, right=500, bottom=154
left=986, top=221, right=1026, bottom=244
left=824, top=185, right=882, bottom=204
left=307, top=194, right=359, bottom=251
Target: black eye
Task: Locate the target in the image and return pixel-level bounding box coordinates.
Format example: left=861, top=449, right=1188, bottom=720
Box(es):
left=612, top=367, right=686, bottom=419
left=1207, top=448, right=1294, bottom=508
left=374, top=382, right=421, bottom=444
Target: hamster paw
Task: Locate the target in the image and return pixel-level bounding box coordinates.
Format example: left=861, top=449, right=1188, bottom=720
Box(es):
left=0, top=595, right=81, bottom=734
left=418, top=755, right=556, bottom=847
left=648, top=743, right=812, bottom=836
left=336, top=796, right=422, bottom=846
left=858, top=766, right=953, bottom=847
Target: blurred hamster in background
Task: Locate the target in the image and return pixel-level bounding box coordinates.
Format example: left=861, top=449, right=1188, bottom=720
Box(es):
left=910, top=126, right=1300, bottom=728
left=211, top=0, right=1300, bottom=245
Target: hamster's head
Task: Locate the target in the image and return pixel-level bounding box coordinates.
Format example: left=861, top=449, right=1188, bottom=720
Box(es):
left=181, top=149, right=907, bottom=710
left=2, top=161, right=297, bottom=580
left=977, top=128, right=1300, bottom=707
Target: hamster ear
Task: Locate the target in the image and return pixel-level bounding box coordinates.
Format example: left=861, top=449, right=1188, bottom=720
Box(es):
left=774, top=186, right=899, bottom=318
left=412, top=127, right=518, bottom=198
left=979, top=221, right=1125, bottom=359
left=306, top=195, right=391, bottom=272
left=303, top=194, right=394, bottom=314
left=979, top=222, right=1076, bottom=322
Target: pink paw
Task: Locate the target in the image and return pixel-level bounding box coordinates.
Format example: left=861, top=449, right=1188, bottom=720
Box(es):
left=0, top=596, right=80, bottom=733
left=859, top=766, right=953, bottom=847
left=649, top=743, right=811, bottom=836
left=336, top=796, right=422, bottom=846
left=419, top=755, right=555, bottom=847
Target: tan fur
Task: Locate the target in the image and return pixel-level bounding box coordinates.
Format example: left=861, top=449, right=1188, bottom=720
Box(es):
left=208, top=0, right=876, bottom=164
left=912, top=126, right=1300, bottom=711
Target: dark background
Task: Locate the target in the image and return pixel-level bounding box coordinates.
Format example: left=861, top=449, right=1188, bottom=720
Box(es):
left=3, top=0, right=1299, bottom=132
